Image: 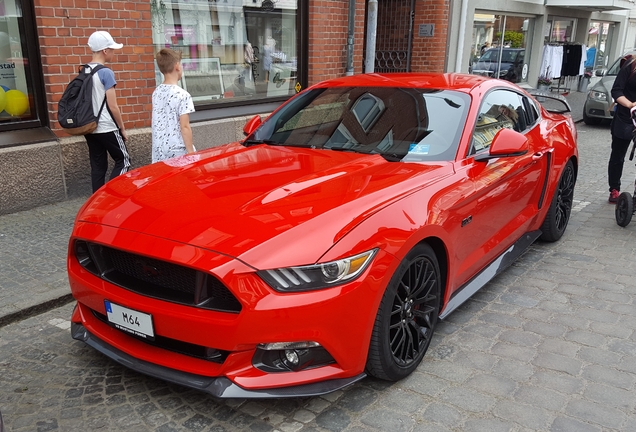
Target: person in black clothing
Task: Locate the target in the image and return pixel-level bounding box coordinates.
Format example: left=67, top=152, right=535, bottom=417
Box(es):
left=608, top=54, right=636, bottom=203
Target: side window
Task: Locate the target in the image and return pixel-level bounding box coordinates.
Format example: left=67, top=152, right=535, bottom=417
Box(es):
left=470, top=90, right=524, bottom=155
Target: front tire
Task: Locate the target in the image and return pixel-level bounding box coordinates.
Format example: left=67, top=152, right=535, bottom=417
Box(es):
left=366, top=243, right=441, bottom=381
left=540, top=160, right=575, bottom=242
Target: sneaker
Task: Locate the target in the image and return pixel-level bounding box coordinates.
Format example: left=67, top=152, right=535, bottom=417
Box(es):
left=609, top=189, right=620, bottom=203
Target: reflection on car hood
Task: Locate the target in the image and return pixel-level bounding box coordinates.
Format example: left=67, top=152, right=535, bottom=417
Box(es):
left=77, top=142, right=452, bottom=267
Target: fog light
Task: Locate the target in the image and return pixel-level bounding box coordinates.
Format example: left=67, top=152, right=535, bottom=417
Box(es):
left=285, top=349, right=300, bottom=365
left=253, top=341, right=335, bottom=372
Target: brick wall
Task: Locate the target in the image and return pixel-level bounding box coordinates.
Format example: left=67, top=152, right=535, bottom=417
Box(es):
left=308, top=0, right=366, bottom=84
left=34, top=0, right=156, bottom=137
left=308, top=0, right=449, bottom=84
left=411, top=0, right=449, bottom=73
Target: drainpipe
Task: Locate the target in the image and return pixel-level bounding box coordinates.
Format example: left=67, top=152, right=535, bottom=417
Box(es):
left=365, top=0, right=378, bottom=73
left=454, top=0, right=469, bottom=72
left=346, top=0, right=356, bottom=75
left=496, top=15, right=506, bottom=78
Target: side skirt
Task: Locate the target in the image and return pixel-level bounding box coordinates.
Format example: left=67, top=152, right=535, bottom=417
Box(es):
left=439, top=230, right=542, bottom=320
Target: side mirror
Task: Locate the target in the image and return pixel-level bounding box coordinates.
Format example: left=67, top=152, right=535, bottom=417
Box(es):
left=595, top=69, right=605, bottom=77
left=475, top=128, right=528, bottom=162
left=243, top=115, right=262, bottom=136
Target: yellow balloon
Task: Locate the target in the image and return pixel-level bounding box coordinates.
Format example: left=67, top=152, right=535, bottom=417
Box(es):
left=5, top=89, right=28, bottom=116
left=0, top=87, right=6, bottom=113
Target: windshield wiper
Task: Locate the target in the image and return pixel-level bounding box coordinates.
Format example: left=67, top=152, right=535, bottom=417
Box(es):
left=327, top=146, right=405, bottom=162
left=242, top=139, right=284, bottom=147
left=380, top=153, right=405, bottom=162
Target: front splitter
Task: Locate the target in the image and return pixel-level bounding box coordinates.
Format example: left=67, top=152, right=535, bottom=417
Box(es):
left=71, top=322, right=366, bottom=398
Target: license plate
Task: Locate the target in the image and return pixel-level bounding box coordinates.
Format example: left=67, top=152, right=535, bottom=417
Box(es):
left=104, top=300, right=155, bottom=340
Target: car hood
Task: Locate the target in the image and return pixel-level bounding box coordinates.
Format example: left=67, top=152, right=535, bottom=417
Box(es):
left=77, top=143, right=452, bottom=268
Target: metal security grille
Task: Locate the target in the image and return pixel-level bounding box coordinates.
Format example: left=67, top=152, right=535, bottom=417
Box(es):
left=375, top=0, right=415, bottom=73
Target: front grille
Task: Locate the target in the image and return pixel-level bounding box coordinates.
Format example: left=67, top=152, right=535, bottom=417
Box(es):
left=75, top=240, right=242, bottom=313
left=91, top=309, right=229, bottom=363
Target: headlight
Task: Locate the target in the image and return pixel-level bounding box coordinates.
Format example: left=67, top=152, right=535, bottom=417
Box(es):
left=498, top=69, right=509, bottom=76
left=257, top=249, right=377, bottom=292
left=589, top=90, right=608, bottom=101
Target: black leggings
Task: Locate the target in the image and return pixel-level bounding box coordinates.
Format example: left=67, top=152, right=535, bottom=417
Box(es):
left=85, top=130, right=131, bottom=193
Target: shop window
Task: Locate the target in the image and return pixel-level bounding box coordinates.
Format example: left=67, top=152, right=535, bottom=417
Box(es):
left=0, top=0, right=48, bottom=136
left=151, top=0, right=302, bottom=108
left=471, top=13, right=533, bottom=84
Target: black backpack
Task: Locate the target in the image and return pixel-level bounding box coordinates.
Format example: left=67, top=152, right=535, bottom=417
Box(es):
left=57, top=64, right=107, bottom=135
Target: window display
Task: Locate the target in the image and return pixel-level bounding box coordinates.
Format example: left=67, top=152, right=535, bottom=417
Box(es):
left=151, top=0, right=298, bottom=107
left=0, top=0, right=37, bottom=124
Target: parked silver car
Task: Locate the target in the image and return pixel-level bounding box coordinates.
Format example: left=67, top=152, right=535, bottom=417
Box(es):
left=583, top=51, right=636, bottom=125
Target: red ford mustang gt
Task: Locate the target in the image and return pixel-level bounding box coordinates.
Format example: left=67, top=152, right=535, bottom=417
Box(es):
left=68, top=73, right=577, bottom=398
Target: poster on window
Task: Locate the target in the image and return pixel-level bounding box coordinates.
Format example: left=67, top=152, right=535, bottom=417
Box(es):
left=181, top=57, right=225, bottom=102
left=266, top=63, right=292, bottom=97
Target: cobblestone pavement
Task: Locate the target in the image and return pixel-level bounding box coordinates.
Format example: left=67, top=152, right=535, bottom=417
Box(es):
left=2, top=121, right=636, bottom=431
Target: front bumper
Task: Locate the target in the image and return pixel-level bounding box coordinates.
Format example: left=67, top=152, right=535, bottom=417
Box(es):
left=72, top=322, right=365, bottom=398
left=68, top=223, right=397, bottom=394
left=584, top=97, right=612, bottom=120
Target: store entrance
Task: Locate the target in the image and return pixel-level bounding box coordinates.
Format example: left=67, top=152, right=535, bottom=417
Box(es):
left=471, top=13, right=534, bottom=84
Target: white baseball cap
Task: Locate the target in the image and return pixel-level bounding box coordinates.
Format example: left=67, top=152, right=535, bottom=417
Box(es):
left=88, top=31, right=123, bottom=52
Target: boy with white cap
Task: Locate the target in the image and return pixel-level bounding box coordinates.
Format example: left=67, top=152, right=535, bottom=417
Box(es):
left=84, top=30, right=131, bottom=193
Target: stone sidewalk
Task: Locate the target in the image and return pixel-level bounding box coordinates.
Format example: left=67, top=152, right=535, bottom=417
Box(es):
left=0, top=197, right=87, bottom=327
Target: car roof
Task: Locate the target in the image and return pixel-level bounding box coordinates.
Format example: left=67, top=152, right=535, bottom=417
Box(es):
left=309, top=72, right=506, bottom=94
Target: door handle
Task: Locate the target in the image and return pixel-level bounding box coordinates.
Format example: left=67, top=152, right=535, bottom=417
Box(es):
left=532, top=152, right=544, bottom=161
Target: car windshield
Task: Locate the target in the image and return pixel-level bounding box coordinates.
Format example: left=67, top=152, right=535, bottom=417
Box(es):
left=606, top=53, right=636, bottom=76
left=247, top=86, right=470, bottom=162
left=479, top=49, right=520, bottom=63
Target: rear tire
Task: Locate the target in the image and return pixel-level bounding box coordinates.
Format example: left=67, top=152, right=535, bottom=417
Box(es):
left=615, top=192, right=634, bottom=227
left=540, top=160, right=575, bottom=242
left=366, top=243, right=441, bottom=381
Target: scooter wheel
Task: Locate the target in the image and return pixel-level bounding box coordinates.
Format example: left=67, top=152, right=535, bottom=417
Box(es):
left=616, top=192, right=634, bottom=227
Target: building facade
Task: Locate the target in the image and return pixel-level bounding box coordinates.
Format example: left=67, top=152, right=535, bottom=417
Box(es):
left=1, top=0, right=450, bottom=215
left=448, top=0, right=636, bottom=90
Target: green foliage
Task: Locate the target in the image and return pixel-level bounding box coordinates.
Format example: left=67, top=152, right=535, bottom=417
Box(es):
left=495, top=31, right=524, bottom=48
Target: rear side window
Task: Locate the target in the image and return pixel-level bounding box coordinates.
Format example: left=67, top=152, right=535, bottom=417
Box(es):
left=520, top=96, right=539, bottom=128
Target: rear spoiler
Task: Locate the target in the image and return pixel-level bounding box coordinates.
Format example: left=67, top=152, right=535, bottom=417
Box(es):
left=526, top=90, right=571, bottom=114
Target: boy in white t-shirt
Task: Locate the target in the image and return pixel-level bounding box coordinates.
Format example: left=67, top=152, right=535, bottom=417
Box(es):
left=152, top=49, right=195, bottom=163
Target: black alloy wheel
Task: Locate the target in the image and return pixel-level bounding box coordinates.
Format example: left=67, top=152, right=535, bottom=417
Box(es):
left=540, top=160, right=575, bottom=242
left=366, top=243, right=441, bottom=381
left=615, top=192, right=634, bottom=227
